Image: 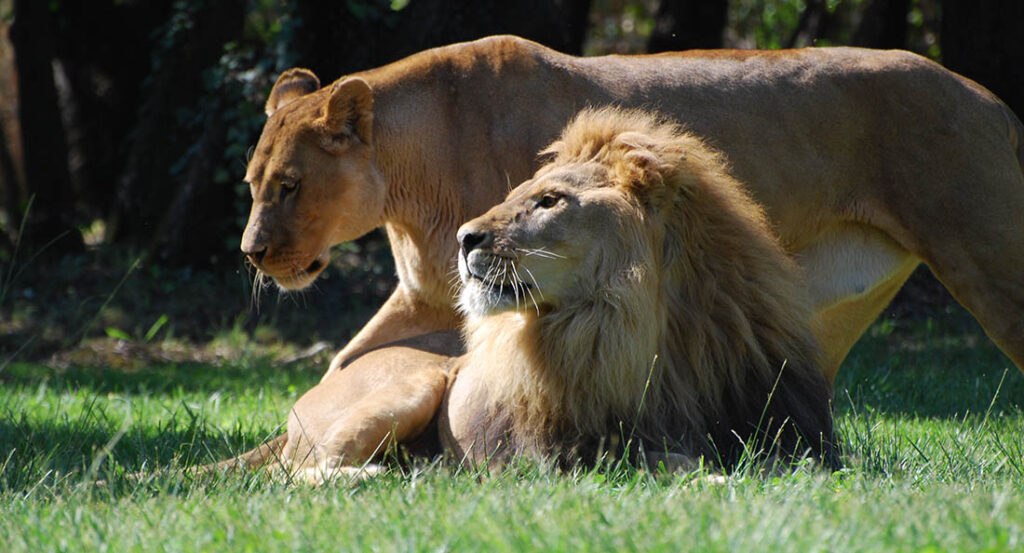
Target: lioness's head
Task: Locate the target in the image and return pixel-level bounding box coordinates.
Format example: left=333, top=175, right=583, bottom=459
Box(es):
left=241, top=68, right=385, bottom=290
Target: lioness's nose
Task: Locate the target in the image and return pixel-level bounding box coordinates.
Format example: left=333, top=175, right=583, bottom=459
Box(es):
left=243, top=244, right=267, bottom=266
left=458, top=227, right=493, bottom=255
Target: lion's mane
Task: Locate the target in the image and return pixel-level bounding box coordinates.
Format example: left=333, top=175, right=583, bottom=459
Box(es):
left=463, top=108, right=836, bottom=466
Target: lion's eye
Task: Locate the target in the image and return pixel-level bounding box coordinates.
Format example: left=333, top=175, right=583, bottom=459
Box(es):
left=537, top=194, right=560, bottom=209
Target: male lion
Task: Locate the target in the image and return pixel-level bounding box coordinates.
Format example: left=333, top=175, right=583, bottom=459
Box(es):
left=443, top=107, right=835, bottom=468
left=220, top=108, right=835, bottom=479
left=242, top=36, right=1024, bottom=385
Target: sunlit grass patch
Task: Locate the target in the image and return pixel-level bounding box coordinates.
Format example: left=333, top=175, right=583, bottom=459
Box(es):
left=0, top=308, right=1022, bottom=552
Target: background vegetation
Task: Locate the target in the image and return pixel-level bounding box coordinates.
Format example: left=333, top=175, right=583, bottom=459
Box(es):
left=1, top=0, right=1021, bottom=362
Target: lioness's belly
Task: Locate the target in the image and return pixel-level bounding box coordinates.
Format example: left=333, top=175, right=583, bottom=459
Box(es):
left=795, top=223, right=919, bottom=379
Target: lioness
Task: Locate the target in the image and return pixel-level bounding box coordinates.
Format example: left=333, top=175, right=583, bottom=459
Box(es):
left=242, top=36, right=1024, bottom=383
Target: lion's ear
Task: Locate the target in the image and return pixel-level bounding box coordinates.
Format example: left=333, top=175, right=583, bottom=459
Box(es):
left=265, top=68, right=320, bottom=117
left=618, top=145, right=671, bottom=204
left=614, top=132, right=686, bottom=209
left=318, top=77, right=374, bottom=146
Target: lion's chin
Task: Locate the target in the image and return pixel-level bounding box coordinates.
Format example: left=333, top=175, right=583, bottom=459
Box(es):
left=457, top=280, right=524, bottom=317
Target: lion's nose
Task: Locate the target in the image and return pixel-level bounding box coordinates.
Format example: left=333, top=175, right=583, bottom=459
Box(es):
left=458, top=227, right=493, bottom=255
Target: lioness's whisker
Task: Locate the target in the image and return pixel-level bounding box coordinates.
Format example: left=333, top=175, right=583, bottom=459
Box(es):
left=248, top=264, right=270, bottom=313
left=447, top=267, right=463, bottom=297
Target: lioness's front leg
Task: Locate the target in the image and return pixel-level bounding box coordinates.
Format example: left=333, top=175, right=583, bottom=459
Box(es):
left=324, top=284, right=460, bottom=381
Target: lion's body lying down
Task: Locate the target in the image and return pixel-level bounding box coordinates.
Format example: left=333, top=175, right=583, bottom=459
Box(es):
left=445, top=108, right=835, bottom=468
left=221, top=109, right=836, bottom=480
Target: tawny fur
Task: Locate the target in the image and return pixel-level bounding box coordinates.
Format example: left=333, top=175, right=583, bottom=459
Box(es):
left=459, top=108, right=835, bottom=465
left=244, top=37, right=1024, bottom=383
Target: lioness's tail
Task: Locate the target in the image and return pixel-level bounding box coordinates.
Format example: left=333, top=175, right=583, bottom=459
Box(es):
left=191, top=432, right=290, bottom=475
left=1003, top=101, right=1024, bottom=178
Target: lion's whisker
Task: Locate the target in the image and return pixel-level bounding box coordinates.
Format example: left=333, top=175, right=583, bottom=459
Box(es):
left=497, top=258, right=514, bottom=310
left=508, top=259, right=521, bottom=311
left=484, top=262, right=499, bottom=298
left=511, top=262, right=539, bottom=316
left=534, top=247, right=565, bottom=259
left=521, top=266, right=545, bottom=302
left=517, top=247, right=565, bottom=260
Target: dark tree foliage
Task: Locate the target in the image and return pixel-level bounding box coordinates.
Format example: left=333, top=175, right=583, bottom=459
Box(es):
left=389, top=0, right=591, bottom=58
left=852, top=0, right=909, bottom=49
left=111, top=0, right=247, bottom=263
left=784, top=0, right=833, bottom=48
left=647, top=0, right=727, bottom=52
left=942, top=0, right=1024, bottom=117
left=293, top=0, right=591, bottom=80
left=3, top=0, right=593, bottom=266
left=2, top=0, right=1020, bottom=270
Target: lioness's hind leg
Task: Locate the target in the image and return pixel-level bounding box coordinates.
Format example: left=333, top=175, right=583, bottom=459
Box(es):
left=924, top=241, right=1024, bottom=373
left=901, top=154, right=1024, bottom=373
left=283, top=332, right=458, bottom=475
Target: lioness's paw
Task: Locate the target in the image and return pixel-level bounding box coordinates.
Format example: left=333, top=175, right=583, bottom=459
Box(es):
left=293, top=463, right=388, bottom=487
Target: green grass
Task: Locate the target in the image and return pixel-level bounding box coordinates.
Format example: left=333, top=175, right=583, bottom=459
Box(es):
left=1, top=309, right=1022, bottom=552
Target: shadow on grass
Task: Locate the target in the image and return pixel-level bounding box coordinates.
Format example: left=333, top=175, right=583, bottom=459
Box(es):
left=0, top=402, right=282, bottom=493
left=0, top=359, right=320, bottom=397
left=834, top=310, right=1023, bottom=419
left=0, top=358, right=316, bottom=493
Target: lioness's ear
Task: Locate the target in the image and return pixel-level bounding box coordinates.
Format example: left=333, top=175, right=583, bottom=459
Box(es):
left=318, top=77, right=374, bottom=146
left=266, top=68, right=321, bottom=117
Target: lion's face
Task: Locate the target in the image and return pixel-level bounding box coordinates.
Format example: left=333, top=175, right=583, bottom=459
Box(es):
left=241, top=70, right=384, bottom=290
left=457, top=161, right=642, bottom=316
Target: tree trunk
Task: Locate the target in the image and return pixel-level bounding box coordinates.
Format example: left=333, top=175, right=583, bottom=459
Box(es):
left=49, top=1, right=173, bottom=224
left=648, top=0, right=728, bottom=52
left=941, top=0, right=1024, bottom=117
left=0, top=116, right=19, bottom=249
left=9, top=0, right=78, bottom=251
left=784, top=0, right=833, bottom=49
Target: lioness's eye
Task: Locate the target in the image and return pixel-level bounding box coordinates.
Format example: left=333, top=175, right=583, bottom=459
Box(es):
left=282, top=179, right=300, bottom=195
left=537, top=194, right=560, bottom=209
